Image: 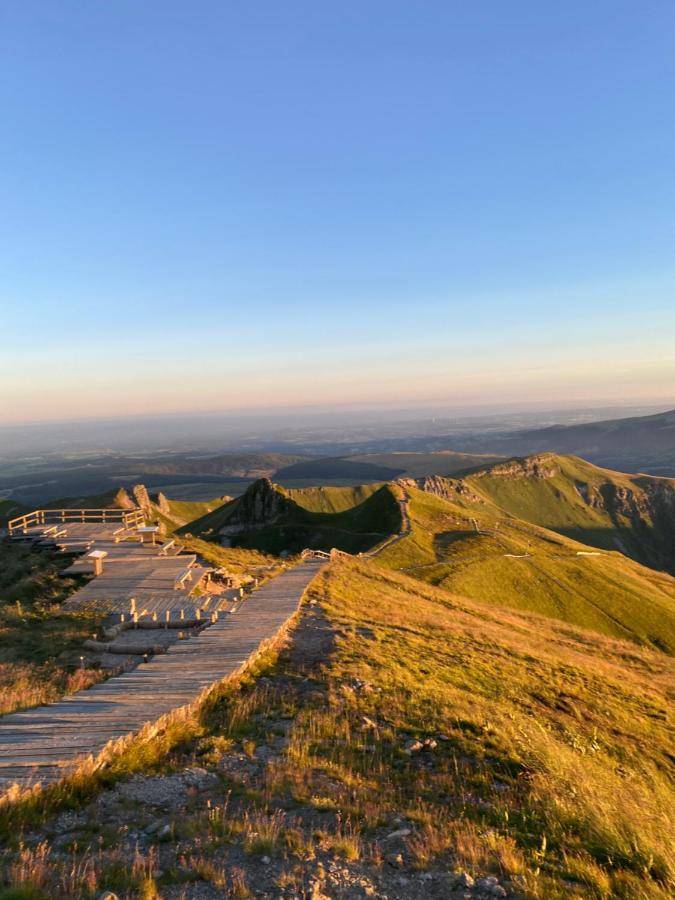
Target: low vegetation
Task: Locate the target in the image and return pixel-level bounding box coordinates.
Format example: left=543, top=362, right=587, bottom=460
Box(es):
left=0, top=542, right=105, bottom=716
left=1, top=559, right=672, bottom=898
left=378, top=484, right=675, bottom=654
left=460, top=453, right=675, bottom=574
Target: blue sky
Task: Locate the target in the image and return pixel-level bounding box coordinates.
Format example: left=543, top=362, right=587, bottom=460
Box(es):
left=1, top=2, right=675, bottom=422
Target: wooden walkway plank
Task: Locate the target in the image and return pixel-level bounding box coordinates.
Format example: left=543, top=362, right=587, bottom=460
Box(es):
left=0, top=560, right=323, bottom=791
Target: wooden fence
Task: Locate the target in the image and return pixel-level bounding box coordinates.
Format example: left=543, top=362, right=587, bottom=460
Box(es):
left=8, top=507, right=145, bottom=535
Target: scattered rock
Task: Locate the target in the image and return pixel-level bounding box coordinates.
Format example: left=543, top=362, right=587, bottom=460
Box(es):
left=351, top=677, right=375, bottom=693
left=52, top=831, right=81, bottom=850
left=385, top=827, right=412, bottom=840
left=403, top=739, right=423, bottom=755
left=476, top=875, right=507, bottom=896
left=144, top=818, right=164, bottom=835
left=386, top=852, right=404, bottom=868
left=116, top=774, right=186, bottom=807
left=453, top=872, right=475, bottom=889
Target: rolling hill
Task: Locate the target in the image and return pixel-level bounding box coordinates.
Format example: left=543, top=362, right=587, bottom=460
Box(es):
left=459, top=453, right=675, bottom=574
left=181, top=478, right=402, bottom=555
left=377, top=481, right=675, bottom=654
left=177, top=455, right=675, bottom=654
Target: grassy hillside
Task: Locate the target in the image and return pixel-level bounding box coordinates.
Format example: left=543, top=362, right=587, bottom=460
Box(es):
left=378, top=485, right=675, bottom=654
left=181, top=480, right=403, bottom=555
left=0, top=542, right=105, bottom=717
left=303, top=560, right=674, bottom=897
left=287, top=482, right=383, bottom=513
left=150, top=496, right=227, bottom=534
left=43, top=487, right=135, bottom=510
left=461, top=454, right=675, bottom=573
left=231, top=484, right=403, bottom=555
left=4, top=558, right=671, bottom=898
left=177, top=495, right=244, bottom=537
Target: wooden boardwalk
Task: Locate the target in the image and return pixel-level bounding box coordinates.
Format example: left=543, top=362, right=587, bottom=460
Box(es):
left=0, top=560, right=324, bottom=791
left=7, top=511, right=209, bottom=619
left=49, top=523, right=210, bottom=618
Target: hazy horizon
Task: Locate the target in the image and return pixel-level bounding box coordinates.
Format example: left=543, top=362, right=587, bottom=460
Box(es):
left=1, top=400, right=673, bottom=462
left=2, top=3, right=675, bottom=423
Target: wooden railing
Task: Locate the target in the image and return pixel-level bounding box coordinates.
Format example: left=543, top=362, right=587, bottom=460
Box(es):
left=8, top=508, right=145, bottom=535
left=301, top=548, right=352, bottom=560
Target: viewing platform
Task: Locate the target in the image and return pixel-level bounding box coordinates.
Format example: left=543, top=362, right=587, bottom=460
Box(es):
left=7, top=507, right=212, bottom=619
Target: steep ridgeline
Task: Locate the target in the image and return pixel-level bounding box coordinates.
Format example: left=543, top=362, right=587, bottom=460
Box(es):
left=458, top=453, right=675, bottom=575
left=181, top=478, right=402, bottom=555
left=376, top=479, right=675, bottom=654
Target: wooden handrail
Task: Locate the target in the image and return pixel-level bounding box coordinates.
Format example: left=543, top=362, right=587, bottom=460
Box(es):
left=8, top=507, right=145, bottom=534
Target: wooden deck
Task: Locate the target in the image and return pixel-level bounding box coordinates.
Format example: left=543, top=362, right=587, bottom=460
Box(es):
left=37, top=521, right=211, bottom=617
left=0, top=560, right=324, bottom=791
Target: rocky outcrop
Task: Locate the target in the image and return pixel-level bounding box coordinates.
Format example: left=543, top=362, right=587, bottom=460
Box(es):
left=156, top=492, right=171, bottom=514
left=219, top=478, right=294, bottom=536
left=112, top=487, right=136, bottom=510
left=472, top=453, right=561, bottom=480
left=397, top=476, right=485, bottom=505
left=132, top=484, right=152, bottom=511
left=574, top=477, right=675, bottom=572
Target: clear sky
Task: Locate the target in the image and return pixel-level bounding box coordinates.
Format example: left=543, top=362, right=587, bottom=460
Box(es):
left=1, top=2, right=675, bottom=424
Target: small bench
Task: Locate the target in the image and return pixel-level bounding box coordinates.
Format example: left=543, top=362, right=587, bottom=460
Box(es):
left=174, top=568, right=194, bottom=589
left=158, top=539, right=176, bottom=556
left=56, top=540, right=94, bottom=553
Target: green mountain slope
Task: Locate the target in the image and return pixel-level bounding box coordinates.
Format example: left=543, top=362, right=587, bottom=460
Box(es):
left=460, top=453, right=675, bottom=574
left=287, top=483, right=383, bottom=513
left=305, top=559, right=674, bottom=897
left=181, top=478, right=403, bottom=555
left=176, top=455, right=675, bottom=652
left=377, top=483, right=675, bottom=654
